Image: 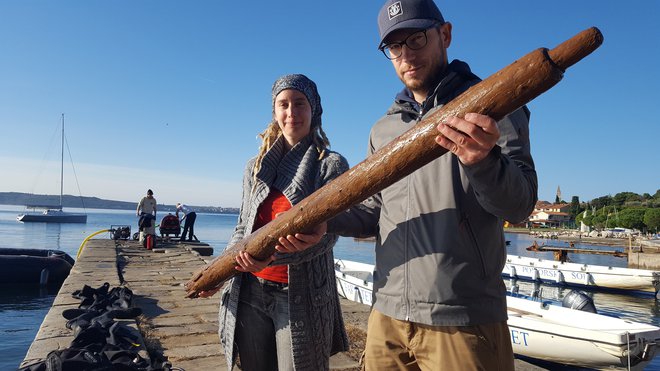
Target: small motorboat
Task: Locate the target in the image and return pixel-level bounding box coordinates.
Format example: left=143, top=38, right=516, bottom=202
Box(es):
left=334, top=259, right=374, bottom=306
left=0, top=248, right=75, bottom=285
left=502, top=254, right=660, bottom=298
left=506, top=293, right=660, bottom=369
left=334, top=258, right=660, bottom=370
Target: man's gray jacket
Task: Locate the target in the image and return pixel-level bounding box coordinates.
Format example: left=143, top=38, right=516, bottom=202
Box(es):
left=328, top=60, right=537, bottom=326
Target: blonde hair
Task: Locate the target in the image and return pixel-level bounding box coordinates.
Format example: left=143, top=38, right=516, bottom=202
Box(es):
left=252, top=120, right=330, bottom=185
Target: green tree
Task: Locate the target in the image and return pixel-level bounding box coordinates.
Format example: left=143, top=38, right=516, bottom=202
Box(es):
left=592, top=213, right=606, bottom=229
left=591, top=195, right=612, bottom=210
left=569, top=196, right=581, bottom=218
left=582, top=213, right=593, bottom=227
left=613, top=192, right=641, bottom=207
left=618, top=208, right=646, bottom=231
left=645, top=208, right=660, bottom=233
left=582, top=215, right=595, bottom=228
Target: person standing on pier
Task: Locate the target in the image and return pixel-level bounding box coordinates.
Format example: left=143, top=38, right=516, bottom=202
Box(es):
left=175, top=203, right=197, bottom=242
left=136, top=189, right=157, bottom=218
left=136, top=189, right=157, bottom=236
left=275, top=0, right=537, bottom=369
left=200, top=74, right=349, bottom=371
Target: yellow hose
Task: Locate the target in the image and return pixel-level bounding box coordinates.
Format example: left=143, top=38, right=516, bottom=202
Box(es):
left=77, top=229, right=110, bottom=259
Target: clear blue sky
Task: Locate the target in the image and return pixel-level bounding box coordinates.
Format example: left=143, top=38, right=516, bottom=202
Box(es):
left=1, top=1, right=658, bottom=208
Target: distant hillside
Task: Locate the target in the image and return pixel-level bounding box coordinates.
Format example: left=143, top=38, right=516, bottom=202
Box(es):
left=0, top=192, right=239, bottom=214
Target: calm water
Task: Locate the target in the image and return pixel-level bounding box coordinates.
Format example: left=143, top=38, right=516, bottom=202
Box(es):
left=1, top=204, right=658, bottom=370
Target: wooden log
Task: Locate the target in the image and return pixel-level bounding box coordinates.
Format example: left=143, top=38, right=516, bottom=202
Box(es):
left=185, top=27, right=604, bottom=298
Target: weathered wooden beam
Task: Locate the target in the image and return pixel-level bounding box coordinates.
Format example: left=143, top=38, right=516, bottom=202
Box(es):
left=527, top=241, right=626, bottom=262
left=185, top=27, right=604, bottom=298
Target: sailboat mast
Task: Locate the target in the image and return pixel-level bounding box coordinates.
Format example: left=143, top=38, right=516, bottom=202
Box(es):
left=60, top=113, right=64, bottom=208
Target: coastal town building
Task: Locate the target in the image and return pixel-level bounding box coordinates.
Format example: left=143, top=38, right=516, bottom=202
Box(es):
left=528, top=201, right=572, bottom=227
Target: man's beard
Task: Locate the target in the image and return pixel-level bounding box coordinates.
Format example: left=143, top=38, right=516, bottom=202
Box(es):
left=400, top=36, right=448, bottom=98
left=401, top=61, right=447, bottom=100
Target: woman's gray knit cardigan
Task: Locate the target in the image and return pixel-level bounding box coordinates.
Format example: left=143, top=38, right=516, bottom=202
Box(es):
left=218, top=135, right=350, bottom=371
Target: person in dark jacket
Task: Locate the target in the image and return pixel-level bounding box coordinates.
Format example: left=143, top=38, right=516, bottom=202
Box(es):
left=275, top=0, right=537, bottom=369
left=199, top=74, right=349, bottom=371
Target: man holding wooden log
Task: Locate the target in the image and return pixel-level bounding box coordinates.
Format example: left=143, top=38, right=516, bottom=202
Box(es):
left=276, top=0, right=537, bottom=369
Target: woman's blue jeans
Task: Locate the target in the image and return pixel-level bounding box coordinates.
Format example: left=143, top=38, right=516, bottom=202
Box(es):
left=235, top=273, right=293, bottom=371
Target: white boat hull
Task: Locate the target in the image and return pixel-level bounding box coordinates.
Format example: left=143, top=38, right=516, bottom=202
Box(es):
left=334, top=259, right=660, bottom=369
left=507, top=295, right=659, bottom=369
left=17, top=210, right=87, bottom=223
left=503, top=254, right=660, bottom=296
left=334, top=259, right=374, bottom=306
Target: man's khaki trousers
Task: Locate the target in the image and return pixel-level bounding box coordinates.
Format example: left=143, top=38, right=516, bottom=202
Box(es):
left=363, top=309, right=515, bottom=371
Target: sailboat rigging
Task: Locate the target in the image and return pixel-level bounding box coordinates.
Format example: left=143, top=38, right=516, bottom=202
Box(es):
left=17, top=114, right=87, bottom=223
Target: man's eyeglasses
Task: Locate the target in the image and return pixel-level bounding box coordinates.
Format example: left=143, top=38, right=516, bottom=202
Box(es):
left=379, top=27, right=435, bottom=60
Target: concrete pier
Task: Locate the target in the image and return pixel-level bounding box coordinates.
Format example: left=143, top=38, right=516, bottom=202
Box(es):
left=629, top=240, right=660, bottom=269
left=19, top=239, right=359, bottom=370
left=21, top=238, right=545, bottom=370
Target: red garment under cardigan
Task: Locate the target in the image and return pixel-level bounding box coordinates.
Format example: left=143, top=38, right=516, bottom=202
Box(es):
left=252, top=189, right=291, bottom=284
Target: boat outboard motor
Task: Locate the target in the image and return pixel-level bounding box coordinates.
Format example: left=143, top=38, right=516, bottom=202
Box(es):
left=47, top=250, right=75, bottom=266
left=562, top=290, right=597, bottom=314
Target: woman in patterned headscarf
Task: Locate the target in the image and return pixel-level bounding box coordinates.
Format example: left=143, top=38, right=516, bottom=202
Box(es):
left=204, top=74, right=349, bottom=370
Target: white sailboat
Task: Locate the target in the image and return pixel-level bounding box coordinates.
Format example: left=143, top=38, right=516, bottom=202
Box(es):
left=334, top=259, right=660, bottom=369
left=17, top=114, right=87, bottom=223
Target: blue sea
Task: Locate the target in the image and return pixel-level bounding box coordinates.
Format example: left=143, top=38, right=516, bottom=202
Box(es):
left=1, top=204, right=659, bottom=370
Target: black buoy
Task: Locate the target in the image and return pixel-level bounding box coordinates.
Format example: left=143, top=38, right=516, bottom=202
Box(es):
left=562, top=290, right=597, bottom=313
